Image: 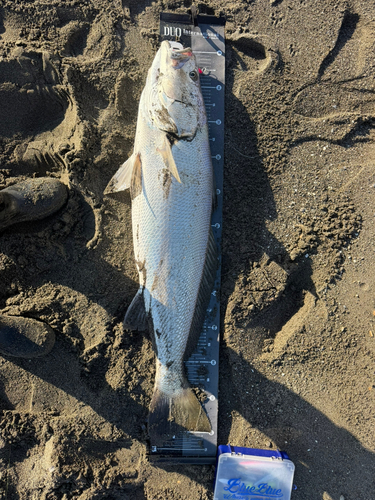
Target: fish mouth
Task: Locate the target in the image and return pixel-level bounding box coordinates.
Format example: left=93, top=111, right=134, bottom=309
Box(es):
left=170, top=43, right=193, bottom=69
left=161, top=41, right=193, bottom=70
left=159, top=41, right=195, bottom=104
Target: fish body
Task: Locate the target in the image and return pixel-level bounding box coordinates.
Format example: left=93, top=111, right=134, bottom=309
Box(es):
left=105, top=41, right=216, bottom=438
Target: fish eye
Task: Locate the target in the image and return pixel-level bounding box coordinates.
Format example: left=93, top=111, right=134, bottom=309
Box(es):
left=189, top=70, right=198, bottom=81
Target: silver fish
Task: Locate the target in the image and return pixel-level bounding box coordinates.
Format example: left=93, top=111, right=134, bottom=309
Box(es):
left=105, top=41, right=217, bottom=439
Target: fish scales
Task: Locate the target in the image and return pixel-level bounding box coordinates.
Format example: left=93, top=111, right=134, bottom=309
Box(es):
left=133, top=126, right=212, bottom=386
left=105, top=41, right=216, bottom=441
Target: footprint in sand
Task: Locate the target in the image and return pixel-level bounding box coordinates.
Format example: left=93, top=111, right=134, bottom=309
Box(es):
left=228, top=32, right=280, bottom=76
left=0, top=49, right=84, bottom=175
left=292, top=9, right=375, bottom=145
left=0, top=49, right=87, bottom=358
left=0, top=315, right=55, bottom=358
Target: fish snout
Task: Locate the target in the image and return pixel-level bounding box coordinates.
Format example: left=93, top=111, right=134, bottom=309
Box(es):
left=160, top=41, right=193, bottom=72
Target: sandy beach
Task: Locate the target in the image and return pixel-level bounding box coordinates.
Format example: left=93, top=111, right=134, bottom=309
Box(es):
left=0, top=0, right=374, bottom=498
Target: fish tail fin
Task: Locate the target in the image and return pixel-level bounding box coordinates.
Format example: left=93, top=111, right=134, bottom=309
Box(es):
left=148, top=385, right=211, bottom=444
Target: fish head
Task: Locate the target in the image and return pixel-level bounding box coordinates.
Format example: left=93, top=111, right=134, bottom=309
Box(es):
left=146, top=41, right=206, bottom=139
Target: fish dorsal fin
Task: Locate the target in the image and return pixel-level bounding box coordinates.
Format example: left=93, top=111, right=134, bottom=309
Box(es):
left=185, top=228, right=218, bottom=360
left=157, top=136, right=182, bottom=184
left=104, top=153, right=138, bottom=195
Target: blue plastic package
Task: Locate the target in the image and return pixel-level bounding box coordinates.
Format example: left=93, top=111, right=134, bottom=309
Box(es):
left=214, top=445, right=295, bottom=500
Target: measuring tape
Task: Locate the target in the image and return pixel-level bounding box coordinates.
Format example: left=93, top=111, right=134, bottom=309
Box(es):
left=150, top=12, right=225, bottom=464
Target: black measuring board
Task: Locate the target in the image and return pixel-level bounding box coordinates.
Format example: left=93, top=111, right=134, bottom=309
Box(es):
left=149, top=12, right=225, bottom=463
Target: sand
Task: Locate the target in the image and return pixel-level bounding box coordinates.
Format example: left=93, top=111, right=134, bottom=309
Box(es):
left=0, top=0, right=374, bottom=498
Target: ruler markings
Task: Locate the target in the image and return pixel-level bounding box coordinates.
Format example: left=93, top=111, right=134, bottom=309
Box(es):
left=156, top=14, right=224, bottom=460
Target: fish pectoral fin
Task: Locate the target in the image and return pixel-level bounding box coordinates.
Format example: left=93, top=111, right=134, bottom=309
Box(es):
left=104, top=153, right=138, bottom=195
left=157, top=136, right=182, bottom=184
left=130, top=153, right=143, bottom=200
left=149, top=385, right=211, bottom=442
left=123, top=288, right=148, bottom=331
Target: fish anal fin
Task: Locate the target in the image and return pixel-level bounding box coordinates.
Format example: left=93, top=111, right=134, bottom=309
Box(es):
left=157, top=136, right=182, bottom=184
left=123, top=288, right=148, bottom=331
left=148, top=386, right=211, bottom=445
left=104, top=153, right=136, bottom=195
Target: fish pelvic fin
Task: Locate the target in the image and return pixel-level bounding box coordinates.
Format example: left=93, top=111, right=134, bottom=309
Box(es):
left=148, top=385, right=211, bottom=444
left=104, top=153, right=142, bottom=195
left=156, top=135, right=182, bottom=184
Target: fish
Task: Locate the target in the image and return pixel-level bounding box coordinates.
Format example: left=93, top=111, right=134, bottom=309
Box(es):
left=104, top=40, right=217, bottom=439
